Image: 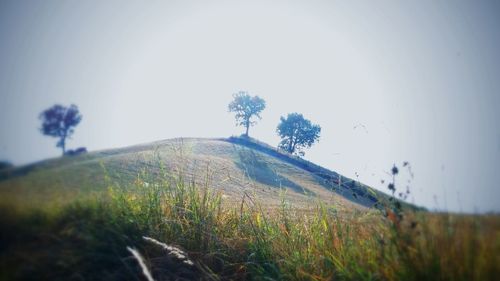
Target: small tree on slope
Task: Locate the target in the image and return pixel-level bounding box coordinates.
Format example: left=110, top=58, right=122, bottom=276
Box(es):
left=276, top=113, right=321, bottom=156
left=39, top=104, right=82, bottom=155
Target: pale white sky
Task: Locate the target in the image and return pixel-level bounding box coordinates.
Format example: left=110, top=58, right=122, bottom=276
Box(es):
left=1, top=0, right=499, bottom=212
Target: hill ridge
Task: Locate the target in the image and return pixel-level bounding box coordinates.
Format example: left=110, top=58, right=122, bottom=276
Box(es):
left=223, top=136, right=382, bottom=204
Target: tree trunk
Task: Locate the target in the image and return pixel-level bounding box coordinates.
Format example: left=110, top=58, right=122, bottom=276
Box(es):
left=61, top=137, right=66, bottom=155
left=245, top=119, right=250, bottom=137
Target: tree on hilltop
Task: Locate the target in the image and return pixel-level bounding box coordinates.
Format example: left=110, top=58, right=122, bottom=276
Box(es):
left=276, top=113, right=321, bottom=156
left=228, top=91, right=266, bottom=137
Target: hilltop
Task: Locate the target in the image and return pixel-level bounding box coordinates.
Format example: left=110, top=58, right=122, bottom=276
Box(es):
left=0, top=136, right=387, bottom=210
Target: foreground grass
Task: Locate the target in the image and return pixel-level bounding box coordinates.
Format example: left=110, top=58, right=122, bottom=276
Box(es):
left=1, top=170, right=499, bottom=281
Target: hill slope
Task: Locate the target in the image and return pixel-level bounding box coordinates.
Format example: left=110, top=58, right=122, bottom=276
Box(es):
left=0, top=137, right=387, bottom=210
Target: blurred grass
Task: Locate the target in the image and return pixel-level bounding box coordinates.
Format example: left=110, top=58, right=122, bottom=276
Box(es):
left=1, top=165, right=498, bottom=281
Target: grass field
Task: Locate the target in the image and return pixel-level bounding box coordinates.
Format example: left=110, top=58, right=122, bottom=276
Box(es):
left=0, top=138, right=499, bottom=280
left=0, top=138, right=382, bottom=211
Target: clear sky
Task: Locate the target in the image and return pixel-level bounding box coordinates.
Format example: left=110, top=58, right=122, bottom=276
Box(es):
left=1, top=0, right=499, bottom=213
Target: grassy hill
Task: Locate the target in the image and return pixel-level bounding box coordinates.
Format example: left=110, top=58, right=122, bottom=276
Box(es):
left=0, top=136, right=387, bottom=211
left=0, top=137, right=497, bottom=281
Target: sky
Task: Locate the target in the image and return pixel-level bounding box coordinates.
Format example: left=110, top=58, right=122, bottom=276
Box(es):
left=1, top=0, right=499, bottom=213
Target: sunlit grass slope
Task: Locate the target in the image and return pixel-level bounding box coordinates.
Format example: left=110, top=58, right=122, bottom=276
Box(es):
left=0, top=137, right=385, bottom=211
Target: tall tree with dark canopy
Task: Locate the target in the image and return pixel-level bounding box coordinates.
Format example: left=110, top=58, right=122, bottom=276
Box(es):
left=39, top=104, right=82, bottom=155
left=228, top=91, right=266, bottom=137
left=277, top=113, right=321, bottom=156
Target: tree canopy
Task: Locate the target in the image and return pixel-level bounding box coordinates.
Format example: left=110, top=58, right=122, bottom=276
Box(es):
left=39, top=104, right=82, bottom=155
left=228, top=91, right=266, bottom=137
left=276, top=113, right=321, bottom=156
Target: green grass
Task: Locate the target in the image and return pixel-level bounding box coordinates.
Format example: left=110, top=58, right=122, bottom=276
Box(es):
left=0, top=138, right=498, bottom=280
left=1, top=166, right=498, bottom=281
